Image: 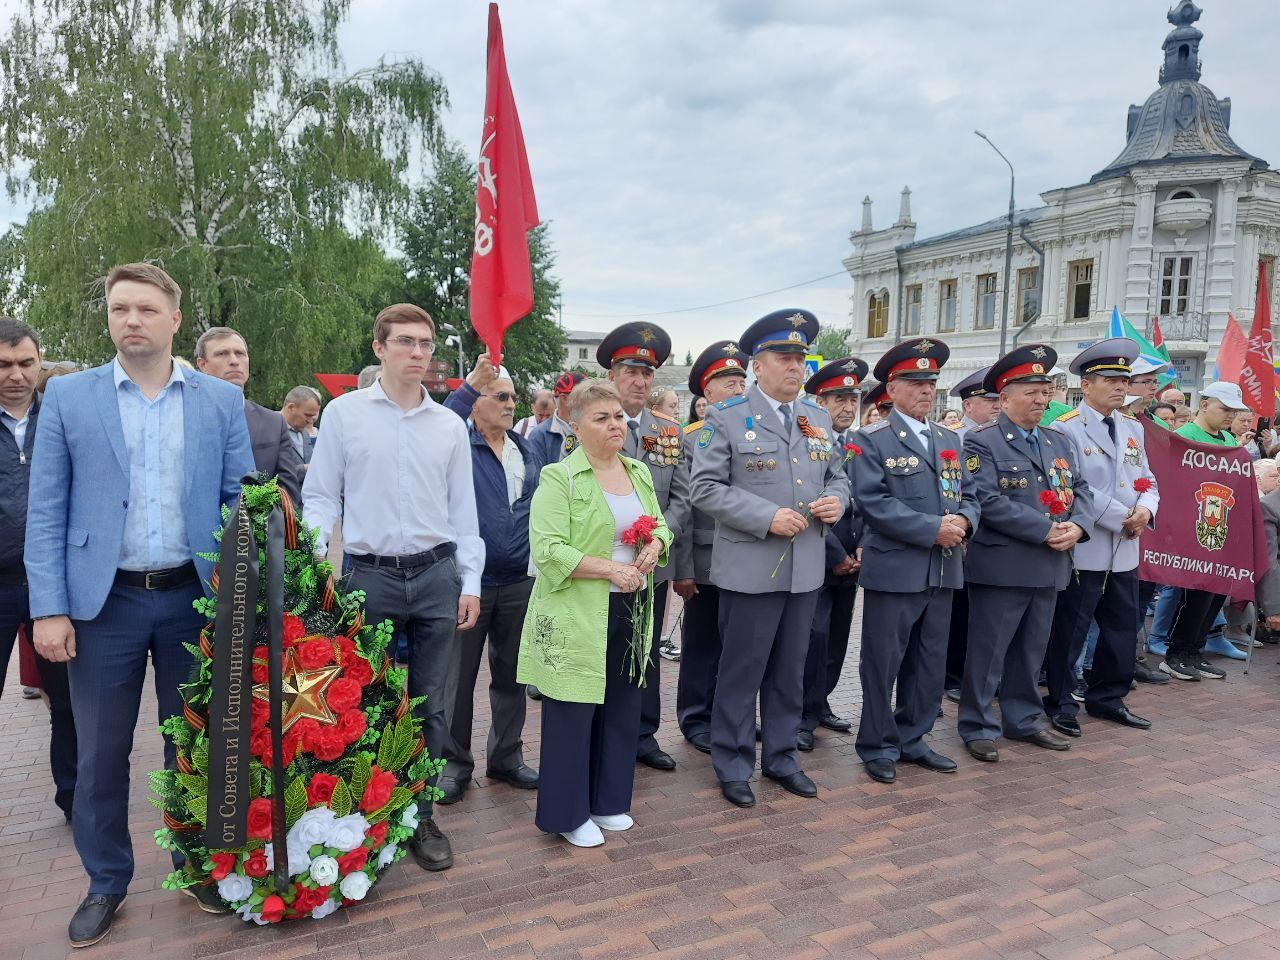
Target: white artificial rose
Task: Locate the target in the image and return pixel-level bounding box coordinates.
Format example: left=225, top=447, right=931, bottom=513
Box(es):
left=327, top=813, right=371, bottom=853
left=399, top=802, right=419, bottom=831
left=339, top=871, right=372, bottom=901
left=310, top=897, right=341, bottom=920
left=235, top=903, right=268, bottom=926
left=288, top=807, right=337, bottom=849
left=216, top=873, right=254, bottom=904
left=285, top=840, right=312, bottom=877
left=309, top=855, right=340, bottom=886
left=377, top=843, right=398, bottom=869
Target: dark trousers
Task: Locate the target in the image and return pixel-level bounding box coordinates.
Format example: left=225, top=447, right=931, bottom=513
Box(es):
left=346, top=554, right=462, bottom=819
left=440, top=578, right=533, bottom=781
left=676, top=582, right=720, bottom=740
left=1167, top=589, right=1228, bottom=660
left=1044, top=569, right=1138, bottom=719
left=536, top=594, right=641, bottom=834
left=1, top=582, right=76, bottom=817
left=959, top=584, right=1055, bottom=742
left=944, top=585, right=971, bottom=691
left=856, top=588, right=951, bottom=763
left=70, top=582, right=202, bottom=895
left=637, top=580, right=669, bottom=758
left=712, top=589, right=818, bottom=782
left=801, top=578, right=857, bottom=732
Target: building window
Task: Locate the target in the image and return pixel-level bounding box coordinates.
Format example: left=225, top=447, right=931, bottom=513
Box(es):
left=1016, top=267, right=1040, bottom=326
left=1068, top=260, right=1093, bottom=321
left=867, top=291, right=889, bottom=338
left=904, top=285, right=922, bottom=335
left=578, top=347, right=589, bottom=360
left=938, top=279, right=957, bottom=332
left=975, top=274, right=997, bottom=330
left=1159, top=255, right=1194, bottom=317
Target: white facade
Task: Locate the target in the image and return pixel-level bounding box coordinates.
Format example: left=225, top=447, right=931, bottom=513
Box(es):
left=564, top=329, right=607, bottom=370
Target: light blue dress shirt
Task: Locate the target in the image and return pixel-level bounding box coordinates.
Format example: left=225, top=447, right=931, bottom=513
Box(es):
left=0, top=404, right=29, bottom=453
left=114, top=358, right=190, bottom=571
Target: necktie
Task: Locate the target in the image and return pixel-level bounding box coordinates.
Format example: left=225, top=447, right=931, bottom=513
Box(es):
left=778, top=404, right=792, bottom=436
left=627, top=419, right=640, bottom=451
left=1104, top=416, right=1116, bottom=444
left=1027, top=429, right=1041, bottom=462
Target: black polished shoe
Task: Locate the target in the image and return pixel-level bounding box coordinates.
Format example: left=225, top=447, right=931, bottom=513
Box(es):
left=1050, top=714, right=1082, bottom=738
left=410, top=817, right=454, bottom=872
left=865, top=758, right=896, bottom=783
left=69, top=894, right=125, bottom=948
left=688, top=731, right=711, bottom=754
left=944, top=687, right=961, bottom=704
left=1014, top=729, right=1071, bottom=751
left=818, top=713, right=852, bottom=732
left=181, top=883, right=231, bottom=914
left=965, top=739, right=999, bottom=762
left=526, top=684, right=543, bottom=700
left=1086, top=705, right=1152, bottom=730
left=904, top=749, right=957, bottom=773
left=721, top=780, right=755, bottom=808
left=638, top=749, right=676, bottom=771
left=796, top=729, right=815, bottom=752
left=486, top=764, right=538, bottom=789
left=1133, top=661, right=1170, bottom=684
left=765, top=770, right=818, bottom=797
left=436, top=775, right=469, bottom=804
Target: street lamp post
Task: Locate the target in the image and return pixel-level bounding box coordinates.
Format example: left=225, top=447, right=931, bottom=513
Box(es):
left=975, top=130, right=1015, bottom=357
left=441, top=323, right=466, bottom=381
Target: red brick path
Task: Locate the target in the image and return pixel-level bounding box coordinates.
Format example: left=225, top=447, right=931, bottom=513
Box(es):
left=5, top=604, right=1280, bottom=960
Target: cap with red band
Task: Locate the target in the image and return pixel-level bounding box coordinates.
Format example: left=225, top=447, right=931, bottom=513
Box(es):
left=596, top=322, right=672, bottom=370
left=804, top=356, right=869, bottom=396
left=981, top=343, right=1058, bottom=394
left=872, top=337, right=950, bottom=384
left=688, top=340, right=750, bottom=398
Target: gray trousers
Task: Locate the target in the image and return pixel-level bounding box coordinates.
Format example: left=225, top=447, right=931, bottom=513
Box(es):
left=441, top=578, right=533, bottom=780
left=959, top=583, right=1055, bottom=742
left=346, top=555, right=462, bottom=818
left=856, top=588, right=952, bottom=763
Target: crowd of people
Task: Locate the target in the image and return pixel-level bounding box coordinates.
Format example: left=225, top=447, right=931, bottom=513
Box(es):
left=3, top=263, right=1277, bottom=947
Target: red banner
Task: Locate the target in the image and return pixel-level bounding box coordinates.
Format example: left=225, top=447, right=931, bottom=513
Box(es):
left=1137, top=421, right=1270, bottom=599
left=1241, top=261, right=1274, bottom=416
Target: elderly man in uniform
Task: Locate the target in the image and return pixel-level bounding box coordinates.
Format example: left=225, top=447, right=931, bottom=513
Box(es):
left=672, top=340, right=750, bottom=753
left=853, top=338, right=978, bottom=785
left=861, top=381, right=891, bottom=423
left=1042, top=339, right=1158, bottom=737
left=595, top=322, right=690, bottom=771
left=691, top=309, right=849, bottom=808
left=797, top=357, right=867, bottom=749
left=952, top=368, right=999, bottom=439
left=959, top=345, right=1096, bottom=762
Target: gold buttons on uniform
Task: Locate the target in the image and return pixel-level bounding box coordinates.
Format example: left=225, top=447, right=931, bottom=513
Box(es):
left=792, top=457, right=798, bottom=463
left=796, top=479, right=804, bottom=485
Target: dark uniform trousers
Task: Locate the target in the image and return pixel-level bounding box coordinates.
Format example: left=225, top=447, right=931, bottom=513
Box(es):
left=944, top=586, right=970, bottom=692
left=636, top=580, right=670, bottom=758
left=801, top=577, right=858, bottom=732
left=1167, top=588, right=1228, bottom=661
left=1043, top=569, right=1138, bottom=720
left=676, top=583, right=720, bottom=740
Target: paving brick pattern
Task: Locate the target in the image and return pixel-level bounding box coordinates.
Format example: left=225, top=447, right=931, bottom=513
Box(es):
left=5, top=603, right=1280, bottom=960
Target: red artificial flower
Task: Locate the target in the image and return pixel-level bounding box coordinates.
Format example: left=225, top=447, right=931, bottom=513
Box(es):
left=260, top=894, right=286, bottom=924
left=335, top=637, right=358, bottom=663
left=1133, top=478, right=1153, bottom=493
left=252, top=645, right=269, bottom=685
left=292, top=718, right=321, bottom=751
left=365, top=821, right=389, bottom=848
left=247, top=797, right=274, bottom=840
left=338, top=709, right=367, bottom=745
left=940, top=449, right=957, bottom=461
left=307, top=773, right=340, bottom=808
left=620, top=514, right=659, bottom=548
left=1038, top=490, right=1058, bottom=507
left=249, top=728, right=273, bottom=762
left=243, top=849, right=269, bottom=879
left=283, top=614, right=306, bottom=647
left=250, top=698, right=269, bottom=730
left=337, top=847, right=370, bottom=875
left=326, top=677, right=363, bottom=713
left=360, top=766, right=397, bottom=813
left=343, top=656, right=374, bottom=688
left=296, top=637, right=335, bottom=671
left=844, top=442, right=862, bottom=457
left=311, top=726, right=347, bottom=762
left=209, top=852, right=237, bottom=881
left=292, top=885, right=330, bottom=914
left=281, top=730, right=304, bottom=766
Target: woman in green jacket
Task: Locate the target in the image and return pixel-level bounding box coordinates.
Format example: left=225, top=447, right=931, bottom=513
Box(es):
left=517, top=380, right=672, bottom=848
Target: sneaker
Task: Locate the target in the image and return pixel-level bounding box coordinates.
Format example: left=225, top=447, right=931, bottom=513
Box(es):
left=1070, top=677, right=1087, bottom=703
left=1194, top=659, right=1227, bottom=680
left=590, top=813, right=634, bottom=832
left=560, top=819, right=605, bottom=847
left=21, top=686, right=41, bottom=700
left=658, top=640, right=681, bottom=662
left=1159, top=658, right=1199, bottom=681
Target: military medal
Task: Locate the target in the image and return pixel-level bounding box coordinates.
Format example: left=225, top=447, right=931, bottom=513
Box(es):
left=744, top=415, right=756, bottom=442
left=1124, top=437, right=1142, bottom=466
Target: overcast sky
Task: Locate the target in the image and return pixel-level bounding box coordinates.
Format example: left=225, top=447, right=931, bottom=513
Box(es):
left=3, top=0, right=1276, bottom=359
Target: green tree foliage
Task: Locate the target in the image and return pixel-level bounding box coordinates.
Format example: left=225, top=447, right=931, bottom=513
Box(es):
left=0, top=0, right=446, bottom=405
left=812, top=324, right=852, bottom=363
left=400, top=141, right=564, bottom=401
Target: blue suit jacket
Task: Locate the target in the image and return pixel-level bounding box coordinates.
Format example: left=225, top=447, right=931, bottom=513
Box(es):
left=25, top=361, right=254, bottom=620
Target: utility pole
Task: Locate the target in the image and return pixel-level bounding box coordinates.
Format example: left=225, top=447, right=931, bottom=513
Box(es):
left=976, top=130, right=1016, bottom=357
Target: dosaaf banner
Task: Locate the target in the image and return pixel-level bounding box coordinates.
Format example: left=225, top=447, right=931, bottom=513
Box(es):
left=1138, top=421, right=1270, bottom=599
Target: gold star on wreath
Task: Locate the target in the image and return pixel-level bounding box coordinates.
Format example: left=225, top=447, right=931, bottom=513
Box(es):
left=252, top=649, right=343, bottom=733
left=914, top=339, right=935, bottom=353
left=638, top=327, right=657, bottom=342
left=1030, top=346, right=1048, bottom=359
left=788, top=313, right=807, bottom=328
left=722, top=342, right=739, bottom=355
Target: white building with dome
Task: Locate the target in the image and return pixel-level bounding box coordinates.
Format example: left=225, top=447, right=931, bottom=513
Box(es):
left=842, top=1, right=1280, bottom=399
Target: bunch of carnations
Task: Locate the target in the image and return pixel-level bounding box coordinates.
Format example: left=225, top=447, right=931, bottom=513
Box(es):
left=621, top=515, right=660, bottom=684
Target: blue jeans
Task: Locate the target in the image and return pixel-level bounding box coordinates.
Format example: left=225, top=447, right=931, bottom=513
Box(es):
left=1149, top=588, right=1226, bottom=649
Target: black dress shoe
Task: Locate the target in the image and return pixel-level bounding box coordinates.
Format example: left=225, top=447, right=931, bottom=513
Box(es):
left=904, top=749, right=957, bottom=773
left=688, top=731, right=711, bottom=754
left=436, top=775, right=469, bottom=804
left=796, top=729, right=815, bottom=752
left=638, top=749, right=676, bottom=771
left=721, top=780, right=755, bottom=808
left=965, top=739, right=999, bottom=762
left=69, top=893, right=125, bottom=947
left=1050, top=714, right=1082, bottom=738
left=818, top=713, right=852, bottom=732
left=944, top=688, right=961, bottom=704
left=1086, top=705, right=1152, bottom=730
left=1014, top=729, right=1071, bottom=751
left=526, top=684, right=543, bottom=700
left=410, top=817, right=454, bottom=872
left=765, top=770, right=818, bottom=797
left=1133, top=662, right=1170, bottom=684
left=865, top=758, right=896, bottom=783
left=487, top=764, right=539, bottom=789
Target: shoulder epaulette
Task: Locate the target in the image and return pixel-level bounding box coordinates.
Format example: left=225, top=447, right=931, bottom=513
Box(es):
left=652, top=409, right=678, bottom=423
left=1055, top=410, right=1080, bottom=422
left=1043, top=422, right=1066, bottom=436
left=972, top=421, right=997, bottom=433
left=716, top=395, right=749, bottom=410
left=684, top=419, right=705, bottom=434
left=1122, top=411, right=1137, bottom=420
left=863, top=420, right=890, bottom=434
left=800, top=395, right=820, bottom=408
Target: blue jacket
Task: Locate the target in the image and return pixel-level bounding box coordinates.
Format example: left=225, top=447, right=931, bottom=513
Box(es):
left=443, top=384, right=538, bottom=588
left=0, top=393, right=38, bottom=578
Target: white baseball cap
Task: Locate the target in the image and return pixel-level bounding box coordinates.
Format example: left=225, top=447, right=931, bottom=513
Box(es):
left=1129, top=357, right=1169, bottom=377
left=1201, top=381, right=1251, bottom=411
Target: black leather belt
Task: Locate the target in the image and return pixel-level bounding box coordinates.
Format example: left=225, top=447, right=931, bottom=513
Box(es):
left=349, top=542, right=456, bottom=571
left=115, top=561, right=199, bottom=591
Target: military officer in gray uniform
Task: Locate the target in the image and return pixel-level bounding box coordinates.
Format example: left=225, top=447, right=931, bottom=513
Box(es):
left=690, top=309, right=849, bottom=808
left=952, top=367, right=999, bottom=440
left=672, top=340, right=750, bottom=754
left=1043, top=338, right=1158, bottom=736
left=853, top=338, right=978, bottom=785
left=959, top=344, right=1097, bottom=762
left=595, top=322, right=691, bottom=771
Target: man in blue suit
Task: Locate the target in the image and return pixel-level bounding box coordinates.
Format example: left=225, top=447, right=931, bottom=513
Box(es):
left=25, top=263, right=253, bottom=948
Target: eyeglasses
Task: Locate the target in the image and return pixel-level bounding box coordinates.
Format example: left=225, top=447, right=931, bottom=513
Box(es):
left=484, top=391, right=516, bottom=403
left=384, top=336, right=436, bottom=352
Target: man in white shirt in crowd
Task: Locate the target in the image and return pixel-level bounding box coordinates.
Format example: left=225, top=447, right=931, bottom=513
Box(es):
left=513, top=389, right=553, bottom=437
left=303, top=303, right=484, bottom=874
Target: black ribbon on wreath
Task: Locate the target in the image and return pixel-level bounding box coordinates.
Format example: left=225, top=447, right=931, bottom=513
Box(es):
left=265, top=504, right=290, bottom=894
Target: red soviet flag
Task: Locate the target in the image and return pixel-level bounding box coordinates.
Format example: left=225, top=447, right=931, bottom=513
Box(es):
left=1240, top=261, right=1275, bottom=417
left=469, top=3, right=540, bottom=362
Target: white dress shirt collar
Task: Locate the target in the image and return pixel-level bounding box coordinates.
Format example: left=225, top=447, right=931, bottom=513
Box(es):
left=756, top=386, right=795, bottom=421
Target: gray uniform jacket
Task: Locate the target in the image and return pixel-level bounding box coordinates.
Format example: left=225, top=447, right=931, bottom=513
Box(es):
left=961, top=412, right=1097, bottom=590
left=1052, top=403, right=1158, bottom=572
left=691, top=386, right=850, bottom=594
left=672, top=422, right=715, bottom=584
left=853, top=410, right=979, bottom=592
left=1257, top=489, right=1280, bottom=617
left=624, top=406, right=691, bottom=584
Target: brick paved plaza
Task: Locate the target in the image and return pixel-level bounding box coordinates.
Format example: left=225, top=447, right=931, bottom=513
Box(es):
left=5, top=606, right=1280, bottom=960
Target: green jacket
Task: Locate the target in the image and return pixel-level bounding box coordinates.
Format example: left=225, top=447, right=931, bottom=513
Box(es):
left=1040, top=400, right=1074, bottom=426
left=1176, top=422, right=1238, bottom=446
left=516, top=446, right=673, bottom=703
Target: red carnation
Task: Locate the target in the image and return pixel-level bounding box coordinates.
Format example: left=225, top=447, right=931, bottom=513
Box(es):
left=1133, top=478, right=1153, bottom=493
left=209, top=852, right=237, bottom=881
left=247, top=797, right=273, bottom=840
left=250, top=698, right=269, bottom=730
left=326, top=677, right=363, bottom=713
left=337, top=847, right=369, bottom=875
left=252, top=645, right=268, bottom=685
left=283, top=614, right=306, bottom=647
left=940, top=449, right=957, bottom=461
left=621, top=515, right=659, bottom=547
left=292, top=717, right=321, bottom=751
left=292, top=885, right=330, bottom=914
left=343, top=656, right=374, bottom=688
left=281, top=730, right=304, bottom=765
left=307, top=773, right=340, bottom=808
left=296, top=637, right=334, bottom=671
left=1039, top=490, right=1058, bottom=506
left=311, top=726, right=346, bottom=762
left=360, top=766, right=397, bottom=813
left=260, top=894, right=286, bottom=924
left=365, top=821, right=389, bottom=847
left=844, top=442, right=862, bottom=457
left=335, top=637, right=358, bottom=663
left=338, top=709, right=367, bottom=745
left=243, top=849, right=269, bottom=879
left=249, top=728, right=273, bottom=762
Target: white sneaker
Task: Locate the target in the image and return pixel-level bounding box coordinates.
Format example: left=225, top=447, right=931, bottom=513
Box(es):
left=560, top=819, right=605, bottom=847
left=590, top=813, right=634, bottom=832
